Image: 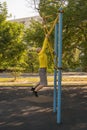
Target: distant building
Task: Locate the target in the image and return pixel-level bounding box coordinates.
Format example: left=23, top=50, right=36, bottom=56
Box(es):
left=10, top=16, right=42, bottom=28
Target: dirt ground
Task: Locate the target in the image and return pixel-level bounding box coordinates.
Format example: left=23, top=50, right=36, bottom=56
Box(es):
left=0, top=85, right=87, bottom=130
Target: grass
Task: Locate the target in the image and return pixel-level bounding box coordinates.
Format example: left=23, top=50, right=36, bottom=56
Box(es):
left=0, top=75, right=87, bottom=87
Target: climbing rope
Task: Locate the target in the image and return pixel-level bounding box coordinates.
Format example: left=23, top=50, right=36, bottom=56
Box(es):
left=42, top=14, right=59, bottom=69
left=33, top=0, right=64, bottom=70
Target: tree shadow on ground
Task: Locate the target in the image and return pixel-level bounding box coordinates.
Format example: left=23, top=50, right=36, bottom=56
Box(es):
left=0, top=86, right=87, bottom=130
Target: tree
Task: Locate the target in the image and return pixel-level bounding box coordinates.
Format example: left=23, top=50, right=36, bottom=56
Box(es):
left=63, top=0, right=87, bottom=71
left=24, top=20, right=45, bottom=72
left=0, top=2, right=27, bottom=76
left=0, top=21, right=26, bottom=69
left=0, top=2, right=8, bottom=22
left=25, top=0, right=87, bottom=71
left=24, top=20, right=44, bottom=47
left=24, top=18, right=55, bottom=72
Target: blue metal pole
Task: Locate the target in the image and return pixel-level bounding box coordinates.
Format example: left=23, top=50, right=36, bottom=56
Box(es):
left=53, top=23, right=58, bottom=112
left=57, top=7, right=63, bottom=124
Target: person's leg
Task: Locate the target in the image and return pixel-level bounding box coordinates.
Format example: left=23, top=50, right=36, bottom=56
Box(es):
left=32, top=68, right=47, bottom=97
left=31, top=83, right=40, bottom=97
left=31, top=82, right=40, bottom=91
left=34, top=82, right=40, bottom=88
left=37, top=68, right=47, bottom=92
left=34, top=85, right=44, bottom=92
left=33, top=85, right=44, bottom=97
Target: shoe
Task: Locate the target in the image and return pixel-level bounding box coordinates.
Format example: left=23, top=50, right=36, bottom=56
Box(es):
left=34, top=91, right=38, bottom=97
left=31, top=87, right=35, bottom=92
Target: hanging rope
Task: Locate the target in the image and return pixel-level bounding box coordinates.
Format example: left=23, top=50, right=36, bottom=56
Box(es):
left=42, top=15, right=58, bottom=35
left=40, top=14, right=59, bottom=70
left=33, top=0, right=62, bottom=69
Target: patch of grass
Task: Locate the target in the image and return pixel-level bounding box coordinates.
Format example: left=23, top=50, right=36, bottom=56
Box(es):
left=0, top=78, right=14, bottom=82
left=0, top=76, right=87, bottom=87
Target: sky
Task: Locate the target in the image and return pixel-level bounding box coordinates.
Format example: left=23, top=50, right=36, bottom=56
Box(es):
left=1, top=0, right=39, bottom=20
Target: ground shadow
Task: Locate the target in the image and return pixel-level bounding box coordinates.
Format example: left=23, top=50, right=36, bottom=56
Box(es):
left=0, top=86, right=87, bottom=130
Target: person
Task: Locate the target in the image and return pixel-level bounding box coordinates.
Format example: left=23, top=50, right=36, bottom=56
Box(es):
left=31, top=37, right=49, bottom=97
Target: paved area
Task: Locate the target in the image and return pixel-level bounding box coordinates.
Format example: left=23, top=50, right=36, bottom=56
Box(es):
left=0, top=86, right=87, bottom=130
left=0, top=72, right=87, bottom=78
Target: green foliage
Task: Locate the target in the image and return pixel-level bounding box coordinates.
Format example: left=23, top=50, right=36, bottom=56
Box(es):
left=39, top=0, right=60, bottom=17
left=23, top=51, right=39, bottom=73
left=0, top=2, right=27, bottom=72
left=0, top=21, right=26, bottom=69
left=62, top=0, right=87, bottom=71
left=22, top=0, right=87, bottom=72
left=24, top=20, right=45, bottom=72
left=0, top=2, right=8, bottom=22
left=34, top=0, right=87, bottom=71
left=0, top=0, right=87, bottom=73
left=24, top=20, right=45, bottom=47
left=79, top=41, right=87, bottom=71
left=24, top=18, right=55, bottom=72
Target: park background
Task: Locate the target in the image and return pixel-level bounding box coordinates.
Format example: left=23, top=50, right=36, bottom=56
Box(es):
left=0, top=1, right=87, bottom=130
left=0, top=0, right=87, bottom=83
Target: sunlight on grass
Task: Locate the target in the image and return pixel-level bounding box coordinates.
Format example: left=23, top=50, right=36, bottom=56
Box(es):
left=0, top=76, right=87, bottom=83
left=0, top=78, right=14, bottom=82
left=0, top=75, right=87, bottom=87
